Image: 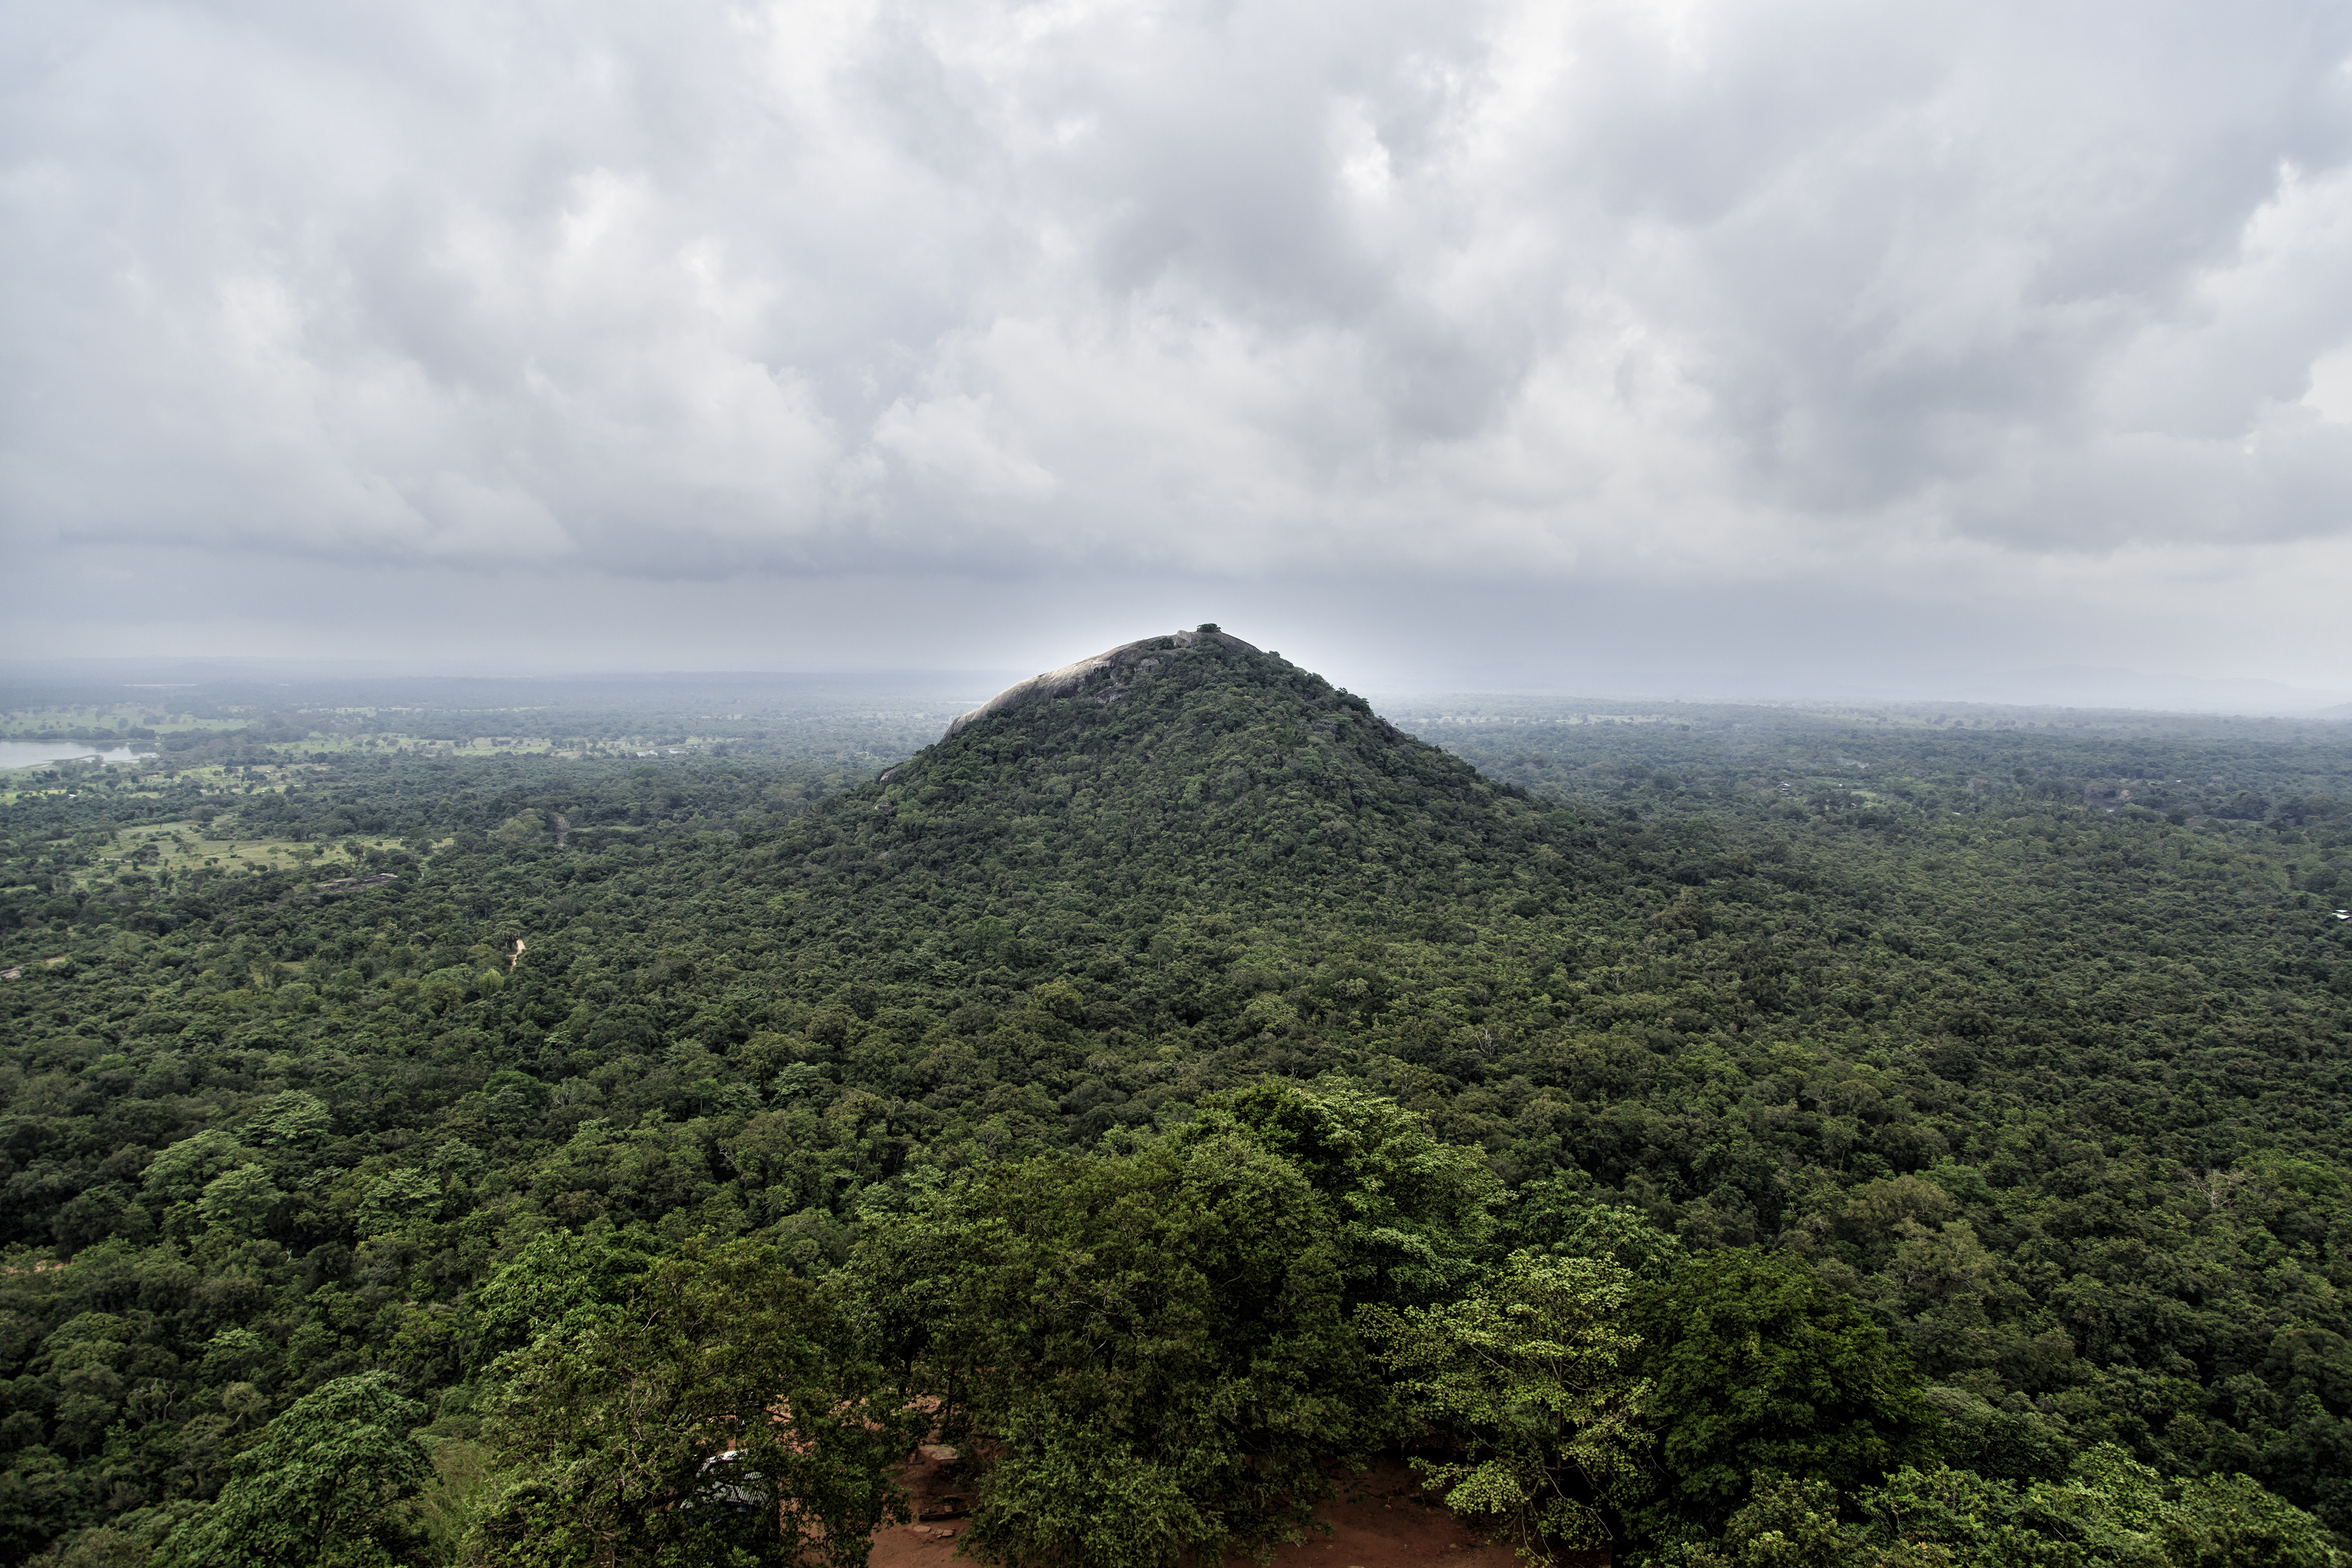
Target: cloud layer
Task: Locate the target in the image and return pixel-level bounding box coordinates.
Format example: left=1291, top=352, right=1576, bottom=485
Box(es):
left=7, top=0, right=2352, bottom=681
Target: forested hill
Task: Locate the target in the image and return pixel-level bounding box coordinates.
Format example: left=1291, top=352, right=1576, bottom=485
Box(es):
left=1, top=636, right=2348, bottom=1565
left=767, top=624, right=1573, bottom=932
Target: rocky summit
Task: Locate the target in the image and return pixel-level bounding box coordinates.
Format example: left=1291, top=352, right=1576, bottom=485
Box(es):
left=941, top=626, right=1266, bottom=737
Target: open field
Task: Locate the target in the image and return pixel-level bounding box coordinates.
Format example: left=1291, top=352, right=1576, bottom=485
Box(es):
left=55, top=822, right=410, bottom=889
left=0, top=763, right=319, bottom=806
left=0, top=707, right=248, bottom=738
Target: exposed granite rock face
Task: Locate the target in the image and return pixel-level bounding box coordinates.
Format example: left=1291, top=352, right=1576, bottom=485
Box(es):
left=943, top=628, right=1265, bottom=738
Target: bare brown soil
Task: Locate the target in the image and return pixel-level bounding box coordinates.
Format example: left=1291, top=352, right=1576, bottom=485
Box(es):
left=865, top=1455, right=1608, bottom=1568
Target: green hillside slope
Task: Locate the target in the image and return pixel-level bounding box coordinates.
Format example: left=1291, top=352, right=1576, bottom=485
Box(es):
left=774, top=626, right=1565, bottom=919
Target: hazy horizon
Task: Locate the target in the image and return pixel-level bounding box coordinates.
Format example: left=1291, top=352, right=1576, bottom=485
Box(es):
left=5, top=642, right=2348, bottom=719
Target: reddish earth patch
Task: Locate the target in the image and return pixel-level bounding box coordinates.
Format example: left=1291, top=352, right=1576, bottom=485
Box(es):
left=865, top=1454, right=1608, bottom=1568
left=865, top=1445, right=975, bottom=1568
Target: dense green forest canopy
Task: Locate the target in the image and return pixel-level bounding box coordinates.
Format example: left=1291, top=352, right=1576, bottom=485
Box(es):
left=1, top=637, right=2348, bottom=1565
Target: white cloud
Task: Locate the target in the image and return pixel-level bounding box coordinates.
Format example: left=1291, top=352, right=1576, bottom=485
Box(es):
left=5, top=0, right=2352, bottom=677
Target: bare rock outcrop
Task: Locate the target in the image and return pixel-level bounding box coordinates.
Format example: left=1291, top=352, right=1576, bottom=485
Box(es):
left=943, top=628, right=1263, bottom=738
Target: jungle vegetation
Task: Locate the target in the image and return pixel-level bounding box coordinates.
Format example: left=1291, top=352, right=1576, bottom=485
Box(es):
left=1, top=635, right=2348, bottom=1566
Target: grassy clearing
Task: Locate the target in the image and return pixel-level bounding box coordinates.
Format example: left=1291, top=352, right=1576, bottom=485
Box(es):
left=65, top=823, right=409, bottom=888
left=0, top=763, right=316, bottom=806
left=273, top=734, right=576, bottom=757
left=0, top=707, right=246, bottom=737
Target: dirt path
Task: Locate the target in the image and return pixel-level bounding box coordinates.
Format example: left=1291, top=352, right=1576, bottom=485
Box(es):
left=864, top=1456, right=1607, bottom=1568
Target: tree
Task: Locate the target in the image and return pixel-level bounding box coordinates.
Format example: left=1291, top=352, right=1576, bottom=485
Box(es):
left=856, top=1133, right=1384, bottom=1568
left=1629, top=1252, right=1936, bottom=1537
left=1496, top=1179, right=1685, bottom=1279
left=246, top=1090, right=333, bottom=1148
left=2160, top=1472, right=2348, bottom=1568
left=154, top=1372, right=429, bottom=1568
left=1850, top=1447, right=2348, bottom=1567
left=1182, top=1077, right=1501, bottom=1310
left=1365, top=1251, right=1652, bottom=1564
left=196, top=1166, right=283, bottom=1237
left=352, top=1168, right=440, bottom=1238
left=466, top=1228, right=660, bottom=1368
left=464, top=1237, right=913, bottom=1568
left=1715, top=1476, right=1846, bottom=1568
left=0, top=1446, right=88, bottom=1563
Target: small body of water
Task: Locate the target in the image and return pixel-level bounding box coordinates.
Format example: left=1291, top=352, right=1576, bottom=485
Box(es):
left=0, top=742, right=157, bottom=771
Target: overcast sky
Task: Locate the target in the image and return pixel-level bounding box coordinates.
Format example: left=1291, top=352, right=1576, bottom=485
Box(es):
left=7, top=0, right=2352, bottom=697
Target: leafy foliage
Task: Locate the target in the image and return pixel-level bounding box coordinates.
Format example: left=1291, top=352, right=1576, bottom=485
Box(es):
left=1629, top=1252, right=1937, bottom=1536
left=1178, top=1077, right=1501, bottom=1309
left=851, top=1126, right=1381, bottom=1567
left=1841, top=1445, right=2347, bottom=1567
left=153, top=1372, right=429, bottom=1567
left=464, top=1238, right=913, bottom=1568
left=1366, top=1251, right=1652, bottom=1561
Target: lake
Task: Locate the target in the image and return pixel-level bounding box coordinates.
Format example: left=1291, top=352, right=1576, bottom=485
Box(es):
left=0, top=741, right=157, bottom=771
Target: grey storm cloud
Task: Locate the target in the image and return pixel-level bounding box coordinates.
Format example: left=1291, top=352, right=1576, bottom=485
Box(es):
left=6, top=0, right=2352, bottom=678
